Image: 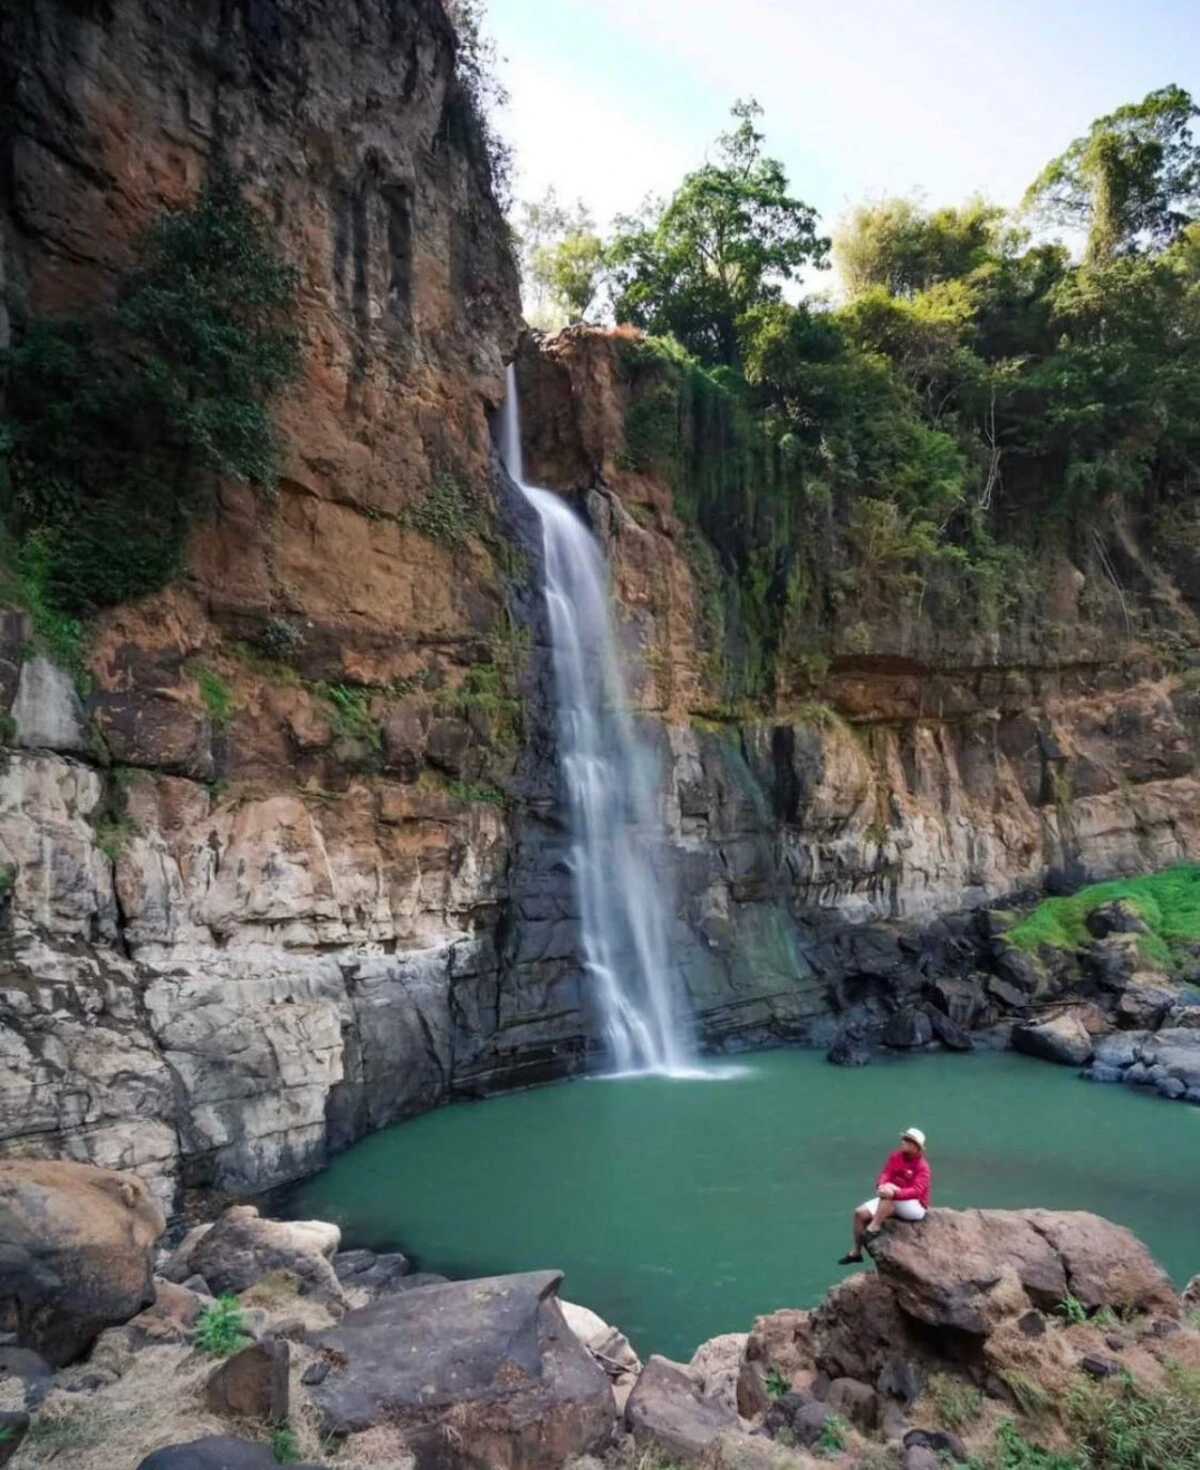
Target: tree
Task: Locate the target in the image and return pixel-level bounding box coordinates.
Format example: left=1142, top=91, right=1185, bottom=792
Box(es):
left=1025, top=85, right=1200, bottom=263
left=834, top=196, right=1008, bottom=298
left=608, top=100, right=827, bottom=366
left=515, top=189, right=605, bottom=326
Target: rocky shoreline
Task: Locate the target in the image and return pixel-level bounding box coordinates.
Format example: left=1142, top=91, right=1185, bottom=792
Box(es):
left=2, top=1158, right=1198, bottom=1470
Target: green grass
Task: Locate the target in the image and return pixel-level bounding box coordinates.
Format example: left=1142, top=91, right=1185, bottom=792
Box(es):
left=194, top=1293, right=250, bottom=1357
left=188, top=663, right=234, bottom=730
left=817, top=1413, right=848, bottom=1453
left=1067, top=1364, right=1200, bottom=1470
left=972, top=1422, right=1079, bottom=1470
left=1007, top=864, right=1200, bottom=970
left=271, top=1424, right=301, bottom=1463
left=929, top=1372, right=986, bottom=1430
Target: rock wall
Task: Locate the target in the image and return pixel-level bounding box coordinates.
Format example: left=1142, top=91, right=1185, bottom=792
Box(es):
left=3, top=7, right=1200, bottom=1215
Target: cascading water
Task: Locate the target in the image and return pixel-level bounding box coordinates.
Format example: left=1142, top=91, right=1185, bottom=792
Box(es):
left=500, top=365, right=694, bottom=1076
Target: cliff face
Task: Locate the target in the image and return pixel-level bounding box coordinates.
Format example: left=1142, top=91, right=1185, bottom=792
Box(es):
left=3, top=7, right=1200, bottom=1215
left=514, top=329, right=1200, bottom=1037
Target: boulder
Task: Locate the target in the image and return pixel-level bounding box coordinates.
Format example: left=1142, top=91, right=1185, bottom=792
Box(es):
left=884, top=1010, right=934, bottom=1049
left=1139, top=1029, right=1200, bottom=1092
left=1084, top=937, right=1141, bottom=992
left=810, top=1272, right=912, bottom=1383
left=1184, top=1275, right=1200, bottom=1310
left=869, top=1209, right=1177, bottom=1336
left=308, top=1270, right=615, bottom=1470
left=189, top=1207, right=343, bottom=1303
left=926, top=1008, right=972, bottom=1051
left=739, top=1308, right=815, bottom=1416
left=764, top=1394, right=831, bottom=1448
left=126, top=1279, right=205, bottom=1346
left=626, top=1354, right=739, bottom=1461
left=0, top=1410, right=29, bottom=1467
left=992, top=945, right=1045, bottom=995
left=1117, top=981, right=1177, bottom=1028
left=206, top=1338, right=290, bottom=1424
left=687, top=1332, right=747, bottom=1417
left=1085, top=900, right=1146, bottom=939
left=904, top=1428, right=968, bottom=1464
left=136, top=1437, right=323, bottom=1469
left=826, top=1026, right=872, bottom=1067
left=331, top=1249, right=412, bottom=1295
left=1093, top=1033, right=1145, bottom=1069
left=0, top=1160, right=165, bottom=1366
left=986, top=974, right=1029, bottom=1011
left=827, top=1375, right=879, bottom=1431
left=561, top=1300, right=642, bottom=1412
left=1012, top=1014, right=1093, bottom=1067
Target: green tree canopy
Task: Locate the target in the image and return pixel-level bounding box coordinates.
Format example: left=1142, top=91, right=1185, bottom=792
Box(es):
left=608, top=100, right=828, bottom=366
left=1024, top=85, right=1200, bottom=262
left=833, top=196, right=1008, bottom=298
left=516, top=189, right=606, bottom=325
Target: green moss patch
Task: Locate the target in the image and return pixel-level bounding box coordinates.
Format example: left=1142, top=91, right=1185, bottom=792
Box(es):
left=1007, top=863, right=1200, bottom=970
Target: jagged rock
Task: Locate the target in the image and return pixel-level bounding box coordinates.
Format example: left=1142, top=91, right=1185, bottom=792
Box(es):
left=626, top=1354, right=739, bottom=1460
left=811, top=1272, right=913, bottom=1384
left=1085, top=901, right=1146, bottom=939
left=687, top=1333, right=747, bottom=1417
left=302, top=1359, right=331, bottom=1386
left=1080, top=1355, right=1120, bottom=1379
left=126, top=1280, right=204, bottom=1346
left=308, top=1270, right=614, bottom=1468
left=764, top=1394, right=831, bottom=1448
left=826, top=1026, right=873, bottom=1067
left=0, top=1410, right=29, bottom=1467
left=870, top=1209, right=1177, bottom=1335
left=926, top=1008, right=972, bottom=1051
left=827, top=1376, right=879, bottom=1430
left=884, top=1010, right=934, bottom=1049
left=10, top=657, right=88, bottom=753
left=206, top=1339, right=289, bottom=1424
left=0, top=1344, right=53, bottom=1408
left=1117, top=980, right=1177, bottom=1027
left=1012, top=1014, right=1094, bottom=1067
left=992, top=945, right=1045, bottom=995
left=1085, top=937, right=1141, bottom=991
left=739, top=1308, right=816, bottom=1416
left=189, top=1208, right=342, bottom=1303
left=986, top=974, right=1030, bottom=1011
left=137, top=1437, right=323, bottom=1469
left=0, top=1159, right=164, bottom=1366
left=876, top=1353, right=922, bottom=1408
left=331, top=1249, right=412, bottom=1294
left=91, top=692, right=214, bottom=779
left=1139, top=1029, right=1200, bottom=1092
left=1184, top=1275, right=1200, bottom=1309
left=561, top=1301, right=641, bottom=1412
left=928, top=976, right=987, bottom=1029
left=381, top=705, right=428, bottom=781
left=904, top=1428, right=968, bottom=1464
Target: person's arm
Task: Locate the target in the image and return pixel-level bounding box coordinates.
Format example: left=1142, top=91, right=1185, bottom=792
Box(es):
left=892, top=1158, right=930, bottom=1202
left=876, top=1153, right=896, bottom=1191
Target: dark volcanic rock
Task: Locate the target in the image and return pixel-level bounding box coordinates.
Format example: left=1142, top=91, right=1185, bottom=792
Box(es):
left=137, top=1438, right=323, bottom=1469
left=883, top=1009, right=934, bottom=1049
left=308, top=1270, right=614, bottom=1468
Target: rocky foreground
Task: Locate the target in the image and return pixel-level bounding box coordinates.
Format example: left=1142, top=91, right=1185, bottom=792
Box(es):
left=1, top=1160, right=1198, bottom=1469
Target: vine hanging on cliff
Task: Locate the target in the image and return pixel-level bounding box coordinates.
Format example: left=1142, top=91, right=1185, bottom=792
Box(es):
left=0, top=166, right=300, bottom=619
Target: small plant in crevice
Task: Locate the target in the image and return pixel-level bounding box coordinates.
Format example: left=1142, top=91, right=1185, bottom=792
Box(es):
left=318, top=682, right=383, bottom=753
left=764, top=1367, right=789, bottom=1401
left=260, top=616, right=303, bottom=663
left=977, top=1421, right=1078, bottom=1470
left=445, top=779, right=507, bottom=806
left=194, top=1293, right=250, bottom=1357
left=1056, top=1292, right=1088, bottom=1326
left=270, top=1423, right=302, bottom=1463
left=90, top=766, right=140, bottom=863
left=188, top=663, right=235, bottom=731
left=817, top=1412, right=848, bottom=1453
left=402, top=473, right=487, bottom=548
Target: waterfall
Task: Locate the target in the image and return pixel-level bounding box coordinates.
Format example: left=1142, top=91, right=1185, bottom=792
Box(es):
left=500, top=365, right=695, bottom=1076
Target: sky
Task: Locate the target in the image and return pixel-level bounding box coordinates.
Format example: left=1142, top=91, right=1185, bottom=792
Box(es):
left=489, top=0, right=1200, bottom=235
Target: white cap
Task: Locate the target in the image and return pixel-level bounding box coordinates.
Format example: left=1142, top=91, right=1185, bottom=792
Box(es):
left=902, top=1127, right=927, bottom=1149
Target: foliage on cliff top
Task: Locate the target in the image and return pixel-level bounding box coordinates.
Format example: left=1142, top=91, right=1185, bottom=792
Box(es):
left=1007, top=863, right=1200, bottom=967
left=577, top=87, right=1200, bottom=706
left=0, top=167, right=299, bottom=621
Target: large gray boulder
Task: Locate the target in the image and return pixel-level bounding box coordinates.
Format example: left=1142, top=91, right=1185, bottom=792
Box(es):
left=137, top=1438, right=323, bottom=1469
left=187, top=1207, right=343, bottom=1303
left=0, top=1160, right=165, bottom=1366
left=307, top=1270, right=615, bottom=1470
left=869, top=1208, right=1178, bottom=1336
left=625, top=1354, right=739, bottom=1462
left=1012, top=1013, right=1093, bottom=1067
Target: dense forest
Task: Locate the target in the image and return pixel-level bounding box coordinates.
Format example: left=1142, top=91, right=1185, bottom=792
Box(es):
left=521, top=87, right=1200, bottom=703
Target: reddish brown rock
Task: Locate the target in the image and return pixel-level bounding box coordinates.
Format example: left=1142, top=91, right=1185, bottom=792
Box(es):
left=206, top=1338, right=290, bottom=1424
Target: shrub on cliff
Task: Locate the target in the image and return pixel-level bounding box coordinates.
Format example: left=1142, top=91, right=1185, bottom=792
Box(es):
left=0, top=167, right=299, bottom=618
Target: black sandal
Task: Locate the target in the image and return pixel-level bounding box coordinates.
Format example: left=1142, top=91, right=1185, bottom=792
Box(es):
left=837, top=1252, right=863, bottom=1265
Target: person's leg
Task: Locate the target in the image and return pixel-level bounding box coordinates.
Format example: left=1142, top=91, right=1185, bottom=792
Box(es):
left=866, top=1197, right=896, bottom=1234
left=840, top=1201, right=876, bottom=1263
left=893, top=1200, right=926, bottom=1222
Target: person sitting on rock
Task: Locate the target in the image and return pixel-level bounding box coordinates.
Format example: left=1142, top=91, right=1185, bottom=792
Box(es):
left=839, top=1127, right=930, bottom=1265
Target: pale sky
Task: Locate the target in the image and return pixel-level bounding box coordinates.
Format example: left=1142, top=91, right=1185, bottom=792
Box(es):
left=490, top=0, right=1200, bottom=234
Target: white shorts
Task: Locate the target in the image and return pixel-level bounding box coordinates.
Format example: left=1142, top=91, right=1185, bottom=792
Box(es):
left=859, top=1196, right=926, bottom=1221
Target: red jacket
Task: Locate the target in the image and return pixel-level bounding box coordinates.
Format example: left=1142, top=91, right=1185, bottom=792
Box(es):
left=877, top=1149, right=931, bottom=1208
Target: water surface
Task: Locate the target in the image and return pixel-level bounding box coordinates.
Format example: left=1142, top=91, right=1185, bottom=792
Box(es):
left=290, top=1050, right=1200, bottom=1360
